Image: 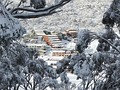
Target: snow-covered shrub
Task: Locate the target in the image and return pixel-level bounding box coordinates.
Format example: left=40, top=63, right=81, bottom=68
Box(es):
left=76, top=29, right=93, bottom=53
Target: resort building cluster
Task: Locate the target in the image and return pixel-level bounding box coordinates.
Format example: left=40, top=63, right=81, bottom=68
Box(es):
left=24, top=29, right=78, bottom=61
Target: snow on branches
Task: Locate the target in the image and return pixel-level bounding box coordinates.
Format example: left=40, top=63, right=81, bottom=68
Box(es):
left=76, top=29, right=93, bottom=53
left=0, top=2, right=26, bottom=42
left=102, top=0, right=120, bottom=28
left=0, top=0, right=74, bottom=90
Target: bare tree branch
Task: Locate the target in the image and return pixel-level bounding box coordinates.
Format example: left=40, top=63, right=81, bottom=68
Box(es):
left=91, top=32, right=120, bottom=54
left=12, top=10, right=61, bottom=18
left=17, top=0, right=23, bottom=8
left=4, top=0, right=13, bottom=8
left=11, top=0, right=71, bottom=18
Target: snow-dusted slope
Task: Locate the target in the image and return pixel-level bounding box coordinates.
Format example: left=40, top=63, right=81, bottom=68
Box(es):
left=20, top=0, right=113, bottom=32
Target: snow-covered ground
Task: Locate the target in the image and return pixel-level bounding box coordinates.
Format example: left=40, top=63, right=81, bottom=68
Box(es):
left=20, top=0, right=113, bottom=33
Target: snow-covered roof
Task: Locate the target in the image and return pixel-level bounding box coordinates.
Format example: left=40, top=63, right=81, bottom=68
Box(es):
left=25, top=43, right=46, bottom=47
left=35, top=30, right=45, bottom=36
left=65, top=42, right=76, bottom=50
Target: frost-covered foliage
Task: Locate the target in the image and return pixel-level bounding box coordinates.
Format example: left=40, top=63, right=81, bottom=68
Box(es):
left=0, top=2, right=26, bottom=42
left=0, top=0, right=74, bottom=90
left=0, top=41, right=73, bottom=90
left=55, top=0, right=120, bottom=89
left=102, top=0, right=120, bottom=28
left=56, top=28, right=120, bottom=90
left=76, top=29, right=93, bottom=53
left=57, top=1, right=120, bottom=88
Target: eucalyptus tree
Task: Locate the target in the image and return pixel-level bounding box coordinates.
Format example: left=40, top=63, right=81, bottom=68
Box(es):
left=56, top=0, right=120, bottom=90
left=0, top=0, right=72, bottom=90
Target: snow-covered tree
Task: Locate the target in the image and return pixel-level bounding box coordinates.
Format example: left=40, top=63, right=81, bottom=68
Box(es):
left=2, top=0, right=120, bottom=90
left=0, top=0, right=72, bottom=90
left=56, top=0, right=120, bottom=90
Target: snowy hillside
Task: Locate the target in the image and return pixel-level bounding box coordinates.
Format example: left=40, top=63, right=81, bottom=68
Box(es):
left=20, top=0, right=113, bottom=33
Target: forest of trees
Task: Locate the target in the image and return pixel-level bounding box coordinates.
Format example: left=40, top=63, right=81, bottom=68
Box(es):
left=0, top=0, right=120, bottom=90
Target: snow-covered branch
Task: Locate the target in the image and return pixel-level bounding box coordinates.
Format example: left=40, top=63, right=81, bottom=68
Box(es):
left=10, top=0, right=71, bottom=18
